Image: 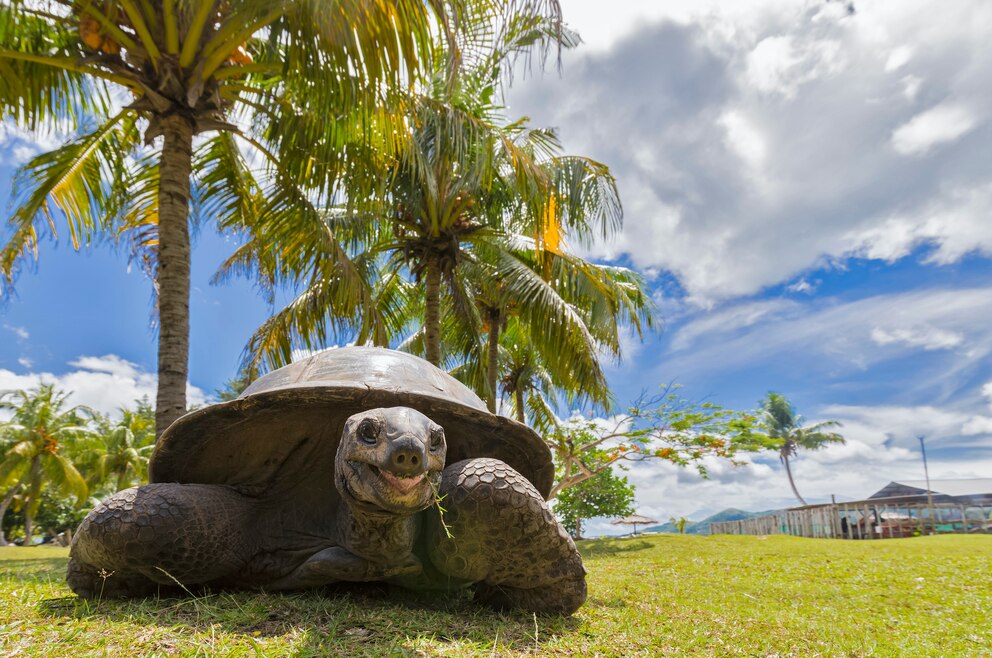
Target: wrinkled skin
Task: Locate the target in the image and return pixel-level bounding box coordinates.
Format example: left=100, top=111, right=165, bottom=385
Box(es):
left=67, top=406, right=586, bottom=614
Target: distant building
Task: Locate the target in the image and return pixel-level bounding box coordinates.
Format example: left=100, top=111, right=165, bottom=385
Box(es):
left=710, top=478, right=992, bottom=539
left=868, top=479, right=992, bottom=506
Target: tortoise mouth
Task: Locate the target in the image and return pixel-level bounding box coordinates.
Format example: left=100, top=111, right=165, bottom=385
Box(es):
left=338, top=457, right=440, bottom=515
left=371, top=465, right=426, bottom=493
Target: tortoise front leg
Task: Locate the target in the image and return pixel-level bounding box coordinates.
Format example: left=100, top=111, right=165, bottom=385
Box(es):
left=265, top=547, right=422, bottom=590
left=68, top=483, right=254, bottom=598
left=427, top=458, right=587, bottom=615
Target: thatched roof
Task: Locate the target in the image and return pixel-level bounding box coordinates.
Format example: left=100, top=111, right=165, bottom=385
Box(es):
left=612, top=514, right=659, bottom=525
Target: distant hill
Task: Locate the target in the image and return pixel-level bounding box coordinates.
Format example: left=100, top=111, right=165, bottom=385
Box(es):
left=644, top=508, right=778, bottom=535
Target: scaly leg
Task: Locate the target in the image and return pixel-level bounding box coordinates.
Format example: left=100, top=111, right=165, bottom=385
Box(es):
left=68, top=483, right=253, bottom=598
left=426, top=458, right=587, bottom=615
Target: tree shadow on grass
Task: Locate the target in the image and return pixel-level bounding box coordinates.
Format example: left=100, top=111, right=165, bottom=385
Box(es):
left=0, top=556, right=69, bottom=578
left=38, top=580, right=581, bottom=656
left=577, top=538, right=654, bottom=557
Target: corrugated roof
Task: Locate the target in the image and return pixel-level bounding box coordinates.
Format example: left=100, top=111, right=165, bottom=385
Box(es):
left=888, top=479, right=992, bottom=497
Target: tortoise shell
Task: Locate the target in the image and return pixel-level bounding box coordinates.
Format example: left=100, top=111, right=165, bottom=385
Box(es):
left=150, top=347, right=554, bottom=499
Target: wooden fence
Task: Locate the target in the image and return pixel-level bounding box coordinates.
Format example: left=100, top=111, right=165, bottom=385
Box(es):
left=710, top=501, right=992, bottom=539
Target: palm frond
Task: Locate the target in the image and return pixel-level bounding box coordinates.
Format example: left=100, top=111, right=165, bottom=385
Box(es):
left=1, top=111, right=140, bottom=294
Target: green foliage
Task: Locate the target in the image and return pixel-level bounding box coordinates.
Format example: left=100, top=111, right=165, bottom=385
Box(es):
left=669, top=516, right=689, bottom=534
left=549, top=386, right=763, bottom=498
left=3, top=490, right=87, bottom=541
left=553, top=466, right=634, bottom=539
left=215, top=375, right=251, bottom=402
left=78, top=400, right=155, bottom=496
left=1, top=393, right=156, bottom=540
left=0, top=384, right=92, bottom=542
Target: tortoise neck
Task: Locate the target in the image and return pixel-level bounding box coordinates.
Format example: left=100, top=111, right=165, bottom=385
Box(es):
left=337, top=501, right=419, bottom=565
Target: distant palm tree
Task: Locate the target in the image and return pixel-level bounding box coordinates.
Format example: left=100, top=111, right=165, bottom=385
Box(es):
left=491, top=320, right=557, bottom=425
left=0, top=385, right=91, bottom=544
left=80, top=402, right=156, bottom=494
left=0, top=480, right=19, bottom=546
left=760, top=392, right=845, bottom=506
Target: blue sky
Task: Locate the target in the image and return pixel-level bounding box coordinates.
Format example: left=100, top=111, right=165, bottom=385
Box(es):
left=2, top=0, right=991, bottom=530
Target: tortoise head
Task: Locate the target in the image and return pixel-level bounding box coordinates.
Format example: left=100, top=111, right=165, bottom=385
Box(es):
left=335, top=407, right=446, bottom=514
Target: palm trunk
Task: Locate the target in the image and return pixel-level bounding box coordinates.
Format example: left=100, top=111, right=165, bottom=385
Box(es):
left=23, top=457, right=41, bottom=546
left=514, top=386, right=525, bottom=424
left=23, top=513, right=33, bottom=546
left=782, top=453, right=807, bottom=506
left=486, top=310, right=500, bottom=413
left=423, top=255, right=442, bottom=366
left=154, top=115, right=195, bottom=440
left=0, top=486, right=16, bottom=547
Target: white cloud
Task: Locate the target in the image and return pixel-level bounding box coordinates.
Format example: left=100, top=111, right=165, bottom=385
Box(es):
left=604, top=327, right=648, bottom=370
left=891, top=103, right=979, bottom=155
left=670, top=299, right=796, bottom=351
left=787, top=278, right=815, bottom=294
left=884, top=46, right=913, bottom=72
left=509, top=0, right=992, bottom=302
left=3, top=324, right=29, bottom=340
left=961, top=416, right=992, bottom=436
left=745, top=36, right=844, bottom=99
left=290, top=344, right=348, bottom=363
left=657, top=287, right=992, bottom=405
left=550, top=0, right=801, bottom=53
left=17, top=357, right=32, bottom=368
left=68, top=354, right=145, bottom=378
left=900, top=75, right=923, bottom=101
left=719, top=110, right=767, bottom=169
left=820, top=404, right=981, bottom=449
left=844, top=184, right=992, bottom=265
left=0, top=120, right=67, bottom=165
left=0, top=355, right=209, bottom=419
left=870, top=325, right=964, bottom=351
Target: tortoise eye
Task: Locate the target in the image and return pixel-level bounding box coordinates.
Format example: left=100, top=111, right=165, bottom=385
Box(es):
left=429, top=426, right=444, bottom=451
left=358, top=418, right=378, bottom=444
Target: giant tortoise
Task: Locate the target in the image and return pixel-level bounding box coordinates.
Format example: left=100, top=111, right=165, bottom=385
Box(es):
left=67, top=347, right=586, bottom=614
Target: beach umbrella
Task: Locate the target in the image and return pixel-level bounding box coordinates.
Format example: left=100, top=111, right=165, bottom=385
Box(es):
left=611, top=514, right=659, bottom=536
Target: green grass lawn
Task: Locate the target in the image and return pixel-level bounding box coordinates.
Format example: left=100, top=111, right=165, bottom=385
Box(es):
left=1, top=534, right=989, bottom=656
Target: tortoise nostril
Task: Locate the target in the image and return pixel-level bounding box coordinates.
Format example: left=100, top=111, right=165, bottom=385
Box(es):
left=390, top=443, right=424, bottom=476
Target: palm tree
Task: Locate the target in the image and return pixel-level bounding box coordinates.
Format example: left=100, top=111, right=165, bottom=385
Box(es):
left=0, top=422, right=21, bottom=546
left=759, top=392, right=845, bottom=506
left=0, top=385, right=91, bottom=544
left=341, top=7, right=586, bottom=369
left=0, top=0, right=511, bottom=438
left=464, top=317, right=559, bottom=426
left=219, top=8, right=653, bottom=420
left=0, top=483, right=18, bottom=546
left=462, top=237, right=653, bottom=415
left=80, top=401, right=156, bottom=494
left=220, top=6, right=585, bottom=374
left=387, top=10, right=649, bottom=400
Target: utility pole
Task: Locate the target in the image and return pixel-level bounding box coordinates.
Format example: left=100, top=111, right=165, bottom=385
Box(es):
left=918, top=435, right=936, bottom=534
